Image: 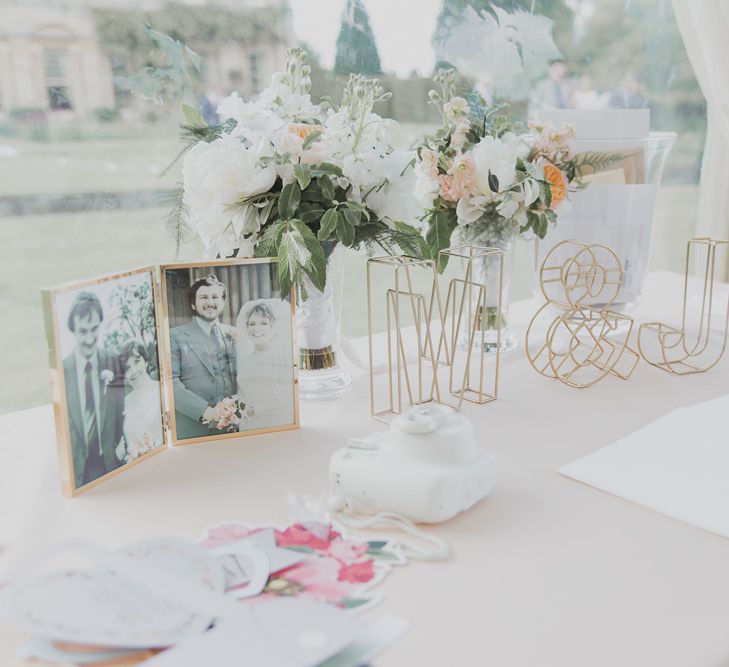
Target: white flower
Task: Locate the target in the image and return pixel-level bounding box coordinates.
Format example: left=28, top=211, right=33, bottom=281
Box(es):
left=100, top=369, right=114, bottom=394
left=367, top=151, right=424, bottom=225
left=456, top=195, right=490, bottom=224
left=470, top=132, right=524, bottom=198
left=341, top=151, right=383, bottom=196
left=414, top=159, right=440, bottom=209
left=217, top=93, right=284, bottom=144
left=496, top=195, right=520, bottom=219
left=444, top=96, right=469, bottom=122
left=522, top=178, right=541, bottom=206
left=451, top=120, right=470, bottom=150
left=237, top=236, right=256, bottom=258
left=182, top=134, right=276, bottom=257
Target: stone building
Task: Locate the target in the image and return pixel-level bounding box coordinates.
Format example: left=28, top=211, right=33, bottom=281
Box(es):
left=0, top=0, right=294, bottom=116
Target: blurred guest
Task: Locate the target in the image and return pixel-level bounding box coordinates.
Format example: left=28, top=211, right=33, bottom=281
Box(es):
left=570, top=74, right=608, bottom=110
left=200, top=88, right=222, bottom=125
left=529, top=60, right=570, bottom=114
left=609, top=71, right=647, bottom=109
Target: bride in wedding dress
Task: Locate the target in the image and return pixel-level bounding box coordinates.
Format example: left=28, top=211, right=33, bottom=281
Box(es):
left=235, top=298, right=295, bottom=431
left=118, top=340, right=163, bottom=461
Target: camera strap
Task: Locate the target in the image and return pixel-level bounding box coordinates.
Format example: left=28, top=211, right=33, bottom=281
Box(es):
left=332, top=510, right=450, bottom=562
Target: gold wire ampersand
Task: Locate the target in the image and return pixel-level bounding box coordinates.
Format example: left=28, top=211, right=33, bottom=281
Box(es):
left=525, top=240, right=639, bottom=388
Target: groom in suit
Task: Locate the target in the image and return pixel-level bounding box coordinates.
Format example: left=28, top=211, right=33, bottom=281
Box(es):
left=63, top=292, right=124, bottom=488
left=170, top=274, right=237, bottom=440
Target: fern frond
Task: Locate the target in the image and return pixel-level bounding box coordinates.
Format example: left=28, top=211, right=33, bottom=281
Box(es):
left=161, top=186, right=195, bottom=257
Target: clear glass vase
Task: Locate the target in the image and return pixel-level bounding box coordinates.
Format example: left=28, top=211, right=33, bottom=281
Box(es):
left=532, top=132, right=676, bottom=311
left=296, top=244, right=352, bottom=400
left=456, top=227, right=518, bottom=354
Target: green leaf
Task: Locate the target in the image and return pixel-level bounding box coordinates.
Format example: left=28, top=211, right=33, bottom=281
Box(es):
left=317, top=208, right=339, bottom=240
left=540, top=179, right=552, bottom=208
left=342, top=207, right=362, bottom=227
left=255, top=220, right=287, bottom=257
left=181, top=103, right=206, bottom=127
left=368, top=540, right=388, bottom=549
left=290, top=220, right=326, bottom=292
left=344, top=200, right=370, bottom=221
left=393, top=221, right=428, bottom=258
left=300, top=207, right=326, bottom=224
left=301, top=129, right=323, bottom=150
left=314, top=162, right=343, bottom=177
left=282, top=545, right=315, bottom=554
left=487, top=170, right=500, bottom=193
left=341, top=598, right=369, bottom=609
left=425, top=209, right=457, bottom=271
left=277, top=240, right=294, bottom=297
left=278, top=182, right=301, bottom=220
left=336, top=214, right=355, bottom=246
left=293, top=163, right=311, bottom=190
left=319, top=174, right=335, bottom=201
left=301, top=185, right=323, bottom=203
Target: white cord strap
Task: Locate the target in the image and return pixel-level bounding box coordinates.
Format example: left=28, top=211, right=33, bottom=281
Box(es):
left=332, top=510, right=450, bottom=562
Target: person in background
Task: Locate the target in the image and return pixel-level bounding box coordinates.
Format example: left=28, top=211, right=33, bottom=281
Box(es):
left=609, top=71, right=648, bottom=109
left=199, top=87, right=222, bottom=125
left=570, top=74, right=608, bottom=110
left=529, top=59, right=570, bottom=115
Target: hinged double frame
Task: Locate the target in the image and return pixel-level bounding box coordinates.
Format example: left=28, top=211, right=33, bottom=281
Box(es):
left=43, top=257, right=299, bottom=497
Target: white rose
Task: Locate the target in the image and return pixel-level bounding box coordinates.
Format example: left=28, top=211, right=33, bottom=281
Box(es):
left=470, top=132, right=525, bottom=198
left=367, top=151, right=424, bottom=225
left=182, top=134, right=276, bottom=256
left=217, top=93, right=284, bottom=143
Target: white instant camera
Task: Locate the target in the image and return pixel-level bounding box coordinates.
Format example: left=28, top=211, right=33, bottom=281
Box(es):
left=329, top=405, right=494, bottom=524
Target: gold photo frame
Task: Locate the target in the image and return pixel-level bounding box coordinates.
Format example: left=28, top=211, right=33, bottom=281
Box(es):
left=43, top=258, right=299, bottom=497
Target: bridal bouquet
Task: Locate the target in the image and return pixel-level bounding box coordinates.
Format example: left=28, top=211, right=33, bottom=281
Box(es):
left=204, top=395, right=250, bottom=432
left=172, top=48, right=424, bottom=297
left=415, top=68, right=604, bottom=265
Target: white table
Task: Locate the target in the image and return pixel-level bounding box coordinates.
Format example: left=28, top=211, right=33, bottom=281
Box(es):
left=2, top=271, right=729, bottom=667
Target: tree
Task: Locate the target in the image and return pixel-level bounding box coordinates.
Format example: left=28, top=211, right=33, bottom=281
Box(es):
left=104, top=281, right=158, bottom=375
left=334, top=0, right=382, bottom=76
left=433, top=0, right=573, bottom=55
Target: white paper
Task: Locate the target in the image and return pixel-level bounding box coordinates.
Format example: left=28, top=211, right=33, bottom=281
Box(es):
left=143, top=598, right=366, bottom=667
left=559, top=395, right=729, bottom=539
left=0, top=538, right=226, bottom=648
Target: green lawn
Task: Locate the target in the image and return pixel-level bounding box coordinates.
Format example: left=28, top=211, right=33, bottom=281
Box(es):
left=0, top=134, right=699, bottom=414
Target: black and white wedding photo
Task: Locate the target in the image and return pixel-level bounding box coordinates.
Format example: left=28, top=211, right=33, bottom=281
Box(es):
left=161, top=259, right=298, bottom=443
left=46, top=270, right=165, bottom=493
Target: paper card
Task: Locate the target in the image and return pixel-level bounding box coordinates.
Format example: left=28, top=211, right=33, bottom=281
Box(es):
left=0, top=539, right=225, bottom=648
left=142, top=598, right=366, bottom=667
left=209, top=528, right=305, bottom=592
left=559, top=395, right=729, bottom=539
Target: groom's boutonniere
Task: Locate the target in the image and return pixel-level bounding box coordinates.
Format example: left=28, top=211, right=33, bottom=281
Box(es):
left=100, top=369, right=114, bottom=394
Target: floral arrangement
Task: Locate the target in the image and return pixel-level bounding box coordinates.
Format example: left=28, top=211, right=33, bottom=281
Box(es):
left=414, top=68, right=610, bottom=265
left=200, top=522, right=402, bottom=610
left=203, top=395, right=250, bottom=432
left=171, top=48, right=424, bottom=298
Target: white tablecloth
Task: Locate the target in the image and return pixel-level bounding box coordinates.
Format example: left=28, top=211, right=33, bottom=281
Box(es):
left=1, top=271, right=729, bottom=667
